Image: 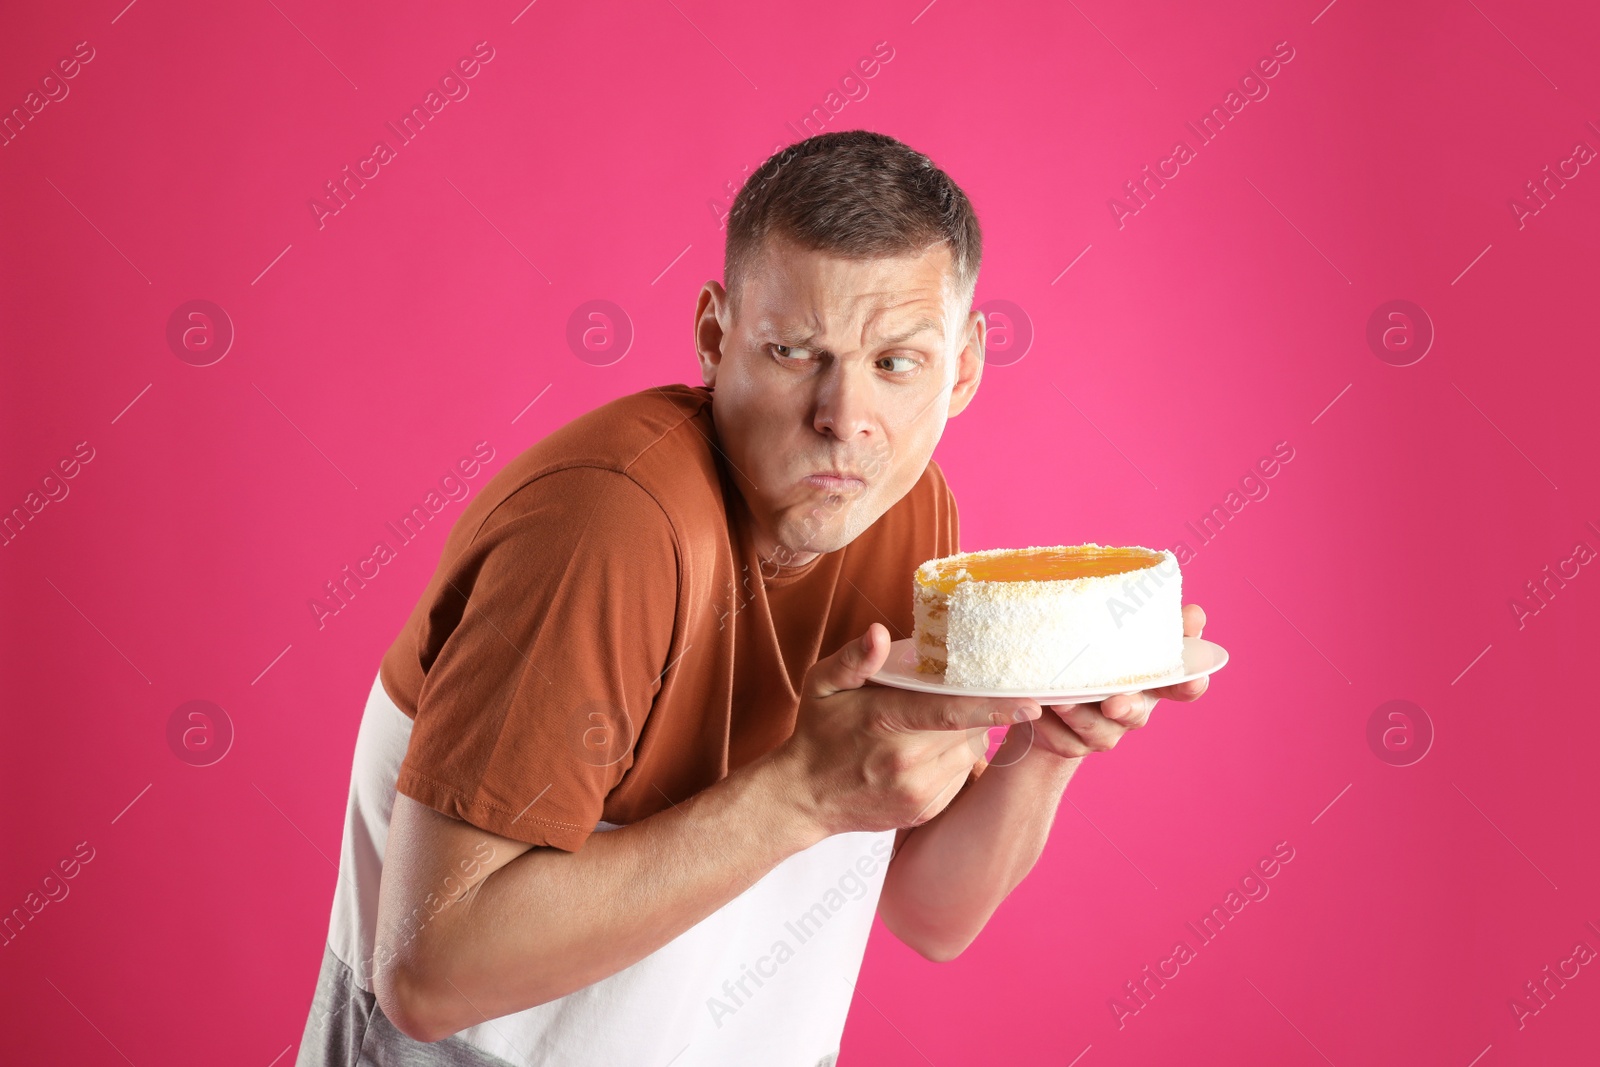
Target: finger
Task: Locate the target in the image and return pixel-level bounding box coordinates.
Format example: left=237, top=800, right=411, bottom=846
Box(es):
left=962, top=724, right=997, bottom=761
left=1051, top=702, right=1128, bottom=752
left=1098, top=690, right=1155, bottom=729
left=907, top=750, right=986, bottom=825
left=1024, top=712, right=1092, bottom=760
left=810, top=624, right=893, bottom=698
left=915, top=722, right=1003, bottom=763
left=1182, top=603, right=1206, bottom=638
left=1148, top=675, right=1208, bottom=703
left=986, top=719, right=1041, bottom=767
left=888, top=692, right=1043, bottom=733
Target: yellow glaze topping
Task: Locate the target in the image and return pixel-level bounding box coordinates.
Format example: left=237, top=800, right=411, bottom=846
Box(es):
left=916, top=545, right=1163, bottom=594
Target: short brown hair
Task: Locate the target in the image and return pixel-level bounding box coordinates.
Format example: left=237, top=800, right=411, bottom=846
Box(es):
left=723, top=130, right=982, bottom=316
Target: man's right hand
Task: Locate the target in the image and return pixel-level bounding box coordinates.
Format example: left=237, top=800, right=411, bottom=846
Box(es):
left=775, top=622, right=1043, bottom=837
left=374, top=622, right=1041, bottom=1041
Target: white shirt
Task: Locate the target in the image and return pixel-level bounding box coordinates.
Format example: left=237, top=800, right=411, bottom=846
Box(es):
left=303, top=668, right=894, bottom=1066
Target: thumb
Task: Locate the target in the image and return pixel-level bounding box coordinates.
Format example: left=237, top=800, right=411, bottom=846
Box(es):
left=810, top=623, right=892, bottom=698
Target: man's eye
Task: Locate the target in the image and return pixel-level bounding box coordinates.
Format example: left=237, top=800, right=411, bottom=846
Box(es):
left=770, top=344, right=810, bottom=360
left=879, top=355, right=919, bottom=373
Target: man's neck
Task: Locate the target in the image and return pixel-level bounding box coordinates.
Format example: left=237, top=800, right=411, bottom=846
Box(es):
left=750, top=524, right=820, bottom=571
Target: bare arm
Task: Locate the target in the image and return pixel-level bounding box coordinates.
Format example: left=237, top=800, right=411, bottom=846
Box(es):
left=879, top=603, right=1211, bottom=960
left=878, top=737, right=1080, bottom=961
left=375, top=623, right=1031, bottom=1040
left=375, top=749, right=823, bottom=1040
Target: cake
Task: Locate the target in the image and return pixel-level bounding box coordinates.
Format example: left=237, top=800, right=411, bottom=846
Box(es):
left=911, top=544, right=1184, bottom=690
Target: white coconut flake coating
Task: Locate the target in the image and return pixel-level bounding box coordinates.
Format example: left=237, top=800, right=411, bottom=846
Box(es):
left=911, top=545, right=1184, bottom=690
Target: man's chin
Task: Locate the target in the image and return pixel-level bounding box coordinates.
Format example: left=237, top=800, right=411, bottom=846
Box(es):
left=779, top=511, right=872, bottom=558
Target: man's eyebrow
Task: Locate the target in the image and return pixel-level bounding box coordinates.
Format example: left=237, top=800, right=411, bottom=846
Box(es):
left=767, top=316, right=944, bottom=348
left=877, top=317, right=944, bottom=345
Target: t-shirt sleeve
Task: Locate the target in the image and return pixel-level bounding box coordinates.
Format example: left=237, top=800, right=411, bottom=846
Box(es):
left=394, top=466, right=679, bottom=851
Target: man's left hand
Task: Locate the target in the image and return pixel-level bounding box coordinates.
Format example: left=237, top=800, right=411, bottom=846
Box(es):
left=1020, top=603, right=1209, bottom=761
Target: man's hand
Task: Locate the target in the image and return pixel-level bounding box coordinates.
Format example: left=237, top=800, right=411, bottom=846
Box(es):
left=1033, top=603, right=1209, bottom=759
left=877, top=603, right=1213, bottom=961
left=374, top=621, right=1043, bottom=1040
left=774, top=622, right=1043, bottom=836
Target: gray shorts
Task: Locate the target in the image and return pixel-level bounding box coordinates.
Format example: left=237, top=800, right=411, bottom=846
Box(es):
left=294, top=941, right=517, bottom=1067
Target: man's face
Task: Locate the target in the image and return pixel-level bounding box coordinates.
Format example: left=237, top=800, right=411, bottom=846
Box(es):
left=693, top=234, right=984, bottom=568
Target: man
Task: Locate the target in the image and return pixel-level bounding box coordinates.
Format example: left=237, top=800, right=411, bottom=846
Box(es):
left=296, top=129, right=1209, bottom=1067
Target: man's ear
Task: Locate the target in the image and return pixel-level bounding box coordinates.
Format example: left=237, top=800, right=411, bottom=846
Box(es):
left=694, top=282, right=729, bottom=387
left=945, top=308, right=985, bottom=418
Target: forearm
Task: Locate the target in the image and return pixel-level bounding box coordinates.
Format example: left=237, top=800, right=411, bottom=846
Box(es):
left=405, top=749, right=824, bottom=1035
left=878, top=734, right=1081, bottom=960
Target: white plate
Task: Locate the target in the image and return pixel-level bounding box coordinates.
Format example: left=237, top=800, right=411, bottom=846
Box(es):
left=865, top=635, right=1229, bottom=703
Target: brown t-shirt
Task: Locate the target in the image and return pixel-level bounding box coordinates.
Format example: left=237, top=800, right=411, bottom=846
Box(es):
left=380, top=382, right=961, bottom=851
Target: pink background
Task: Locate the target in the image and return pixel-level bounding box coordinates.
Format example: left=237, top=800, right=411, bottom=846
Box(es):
left=3, top=0, right=1598, bottom=1063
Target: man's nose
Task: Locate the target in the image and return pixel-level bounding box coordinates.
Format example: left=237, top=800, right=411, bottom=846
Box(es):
left=812, top=364, right=876, bottom=440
